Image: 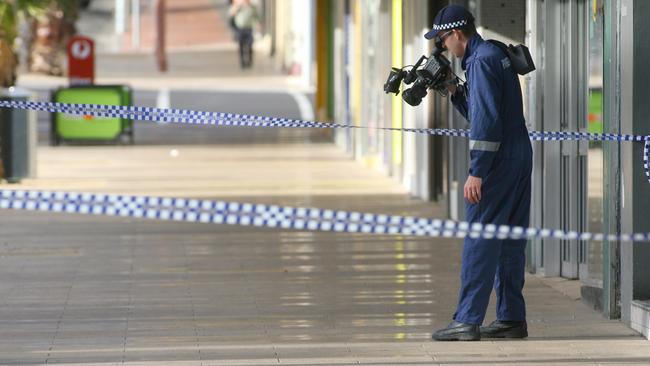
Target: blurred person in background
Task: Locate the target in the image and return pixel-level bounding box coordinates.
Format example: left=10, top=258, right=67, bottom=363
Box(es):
left=229, top=0, right=259, bottom=69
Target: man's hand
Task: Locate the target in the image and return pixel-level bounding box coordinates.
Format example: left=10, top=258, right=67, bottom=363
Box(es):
left=464, top=175, right=482, bottom=204
left=445, top=72, right=457, bottom=95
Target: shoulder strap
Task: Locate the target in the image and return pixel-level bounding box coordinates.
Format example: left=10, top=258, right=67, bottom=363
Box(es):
left=486, top=39, right=509, bottom=56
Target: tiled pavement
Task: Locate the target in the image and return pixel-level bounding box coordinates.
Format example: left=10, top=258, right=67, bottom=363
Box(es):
left=0, top=137, right=648, bottom=365
left=7, top=1, right=650, bottom=362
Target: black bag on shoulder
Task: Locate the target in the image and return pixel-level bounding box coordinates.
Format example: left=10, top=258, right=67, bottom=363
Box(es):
left=487, top=39, right=536, bottom=75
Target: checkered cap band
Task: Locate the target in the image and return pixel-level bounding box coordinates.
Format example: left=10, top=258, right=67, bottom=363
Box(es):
left=432, top=19, right=468, bottom=31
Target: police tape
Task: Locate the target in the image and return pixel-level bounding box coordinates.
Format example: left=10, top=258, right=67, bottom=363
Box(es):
left=0, top=99, right=648, bottom=183
left=0, top=189, right=648, bottom=242
left=0, top=100, right=648, bottom=242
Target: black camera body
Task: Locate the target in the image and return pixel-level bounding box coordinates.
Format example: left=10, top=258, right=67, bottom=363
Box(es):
left=403, top=48, right=452, bottom=106
left=384, top=39, right=535, bottom=107
left=384, top=46, right=455, bottom=106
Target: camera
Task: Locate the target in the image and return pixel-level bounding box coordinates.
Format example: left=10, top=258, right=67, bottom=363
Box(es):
left=384, top=46, right=456, bottom=106
left=384, top=37, right=536, bottom=107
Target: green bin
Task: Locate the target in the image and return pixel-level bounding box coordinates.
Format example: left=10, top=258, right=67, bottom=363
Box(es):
left=51, top=85, right=134, bottom=145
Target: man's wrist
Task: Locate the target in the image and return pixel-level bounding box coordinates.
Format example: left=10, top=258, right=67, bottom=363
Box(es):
left=468, top=168, right=485, bottom=180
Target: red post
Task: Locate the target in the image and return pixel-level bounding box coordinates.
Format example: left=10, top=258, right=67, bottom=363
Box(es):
left=67, top=35, right=95, bottom=85
left=154, top=0, right=167, bottom=72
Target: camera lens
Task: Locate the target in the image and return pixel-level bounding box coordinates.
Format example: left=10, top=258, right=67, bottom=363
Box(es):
left=402, top=89, right=421, bottom=106
left=384, top=68, right=404, bottom=95
left=402, top=83, right=428, bottom=106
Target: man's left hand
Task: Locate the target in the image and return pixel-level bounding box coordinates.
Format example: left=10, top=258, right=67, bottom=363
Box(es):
left=464, top=175, right=482, bottom=204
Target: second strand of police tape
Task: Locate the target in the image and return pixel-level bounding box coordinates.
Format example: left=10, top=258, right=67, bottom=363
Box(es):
left=1, top=190, right=648, bottom=242
left=0, top=100, right=648, bottom=242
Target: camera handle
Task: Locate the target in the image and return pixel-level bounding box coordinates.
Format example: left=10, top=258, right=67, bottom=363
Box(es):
left=432, top=75, right=461, bottom=97
left=403, top=56, right=428, bottom=84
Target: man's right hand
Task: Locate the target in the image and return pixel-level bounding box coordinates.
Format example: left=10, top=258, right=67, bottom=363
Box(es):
left=445, top=72, right=457, bottom=95
left=464, top=175, right=483, bottom=204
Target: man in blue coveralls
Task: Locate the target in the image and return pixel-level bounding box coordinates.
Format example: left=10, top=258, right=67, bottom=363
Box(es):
left=427, top=5, right=533, bottom=341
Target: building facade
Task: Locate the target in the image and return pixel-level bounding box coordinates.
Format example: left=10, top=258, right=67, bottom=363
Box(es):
left=263, top=0, right=650, bottom=338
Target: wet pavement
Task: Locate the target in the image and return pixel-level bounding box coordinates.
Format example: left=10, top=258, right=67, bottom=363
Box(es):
left=0, top=136, right=648, bottom=365
left=4, top=0, right=650, bottom=363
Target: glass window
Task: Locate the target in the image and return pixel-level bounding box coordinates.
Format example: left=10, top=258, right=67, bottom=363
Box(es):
left=585, top=0, right=604, bottom=287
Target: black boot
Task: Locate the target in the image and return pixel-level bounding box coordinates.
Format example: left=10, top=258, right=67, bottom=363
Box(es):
left=480, top=320, right=528, bottom=339
left=432, top=321, right=481, bottom=341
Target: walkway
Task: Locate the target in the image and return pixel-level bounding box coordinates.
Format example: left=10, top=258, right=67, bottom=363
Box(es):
left=0, top=139, right=648, bottom=365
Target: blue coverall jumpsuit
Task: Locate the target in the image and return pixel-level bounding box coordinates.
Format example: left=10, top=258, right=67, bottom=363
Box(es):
left=450, top=34, right=533, bottom=325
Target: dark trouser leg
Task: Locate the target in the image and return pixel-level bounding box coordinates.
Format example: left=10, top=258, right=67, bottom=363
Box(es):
left=245, top=33, right=253, bottom=67
left=453, top=158, right=529, bottom=325
left=238, top=33, right=246, bottom=68
left=247, top=40, right=254, bottom=67
left=453, top=236, right=502, bottom=325
left=495, top=164, right=531, bottom=322
left=239, top=29, right=253, bottom=68
left=495, top=240, right=527, bottom=322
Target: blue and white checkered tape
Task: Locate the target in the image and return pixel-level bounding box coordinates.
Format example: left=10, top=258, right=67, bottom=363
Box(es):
left=0, top=189, right=648, bottom=242
left=0, top=100, right=648, bottom=240
left=1, top=99, right=646, bottom=183
left=0, top=99, right=648, bottom=142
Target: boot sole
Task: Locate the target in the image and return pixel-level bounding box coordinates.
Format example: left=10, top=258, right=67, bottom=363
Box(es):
left=432, top=334, right=481, bottom=341
left=480, top=330, right=528, bottom=339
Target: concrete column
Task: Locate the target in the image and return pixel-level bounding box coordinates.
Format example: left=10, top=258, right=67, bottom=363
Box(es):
left=154, top=0, right=167, bottom=72
left=131, top=0, right=140, bottom=49
left=115, top=0, right=128, bottom=34
left=620, top=0, right=650, bottom=324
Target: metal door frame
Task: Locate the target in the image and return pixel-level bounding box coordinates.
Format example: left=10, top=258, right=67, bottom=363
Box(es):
left=528, top=0, right=589, bottom=278
left=558, top=0, right=589, bottom=280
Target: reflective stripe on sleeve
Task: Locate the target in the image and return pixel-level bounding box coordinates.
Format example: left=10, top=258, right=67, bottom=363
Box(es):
left=469, top=140, right=501, bottom=152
